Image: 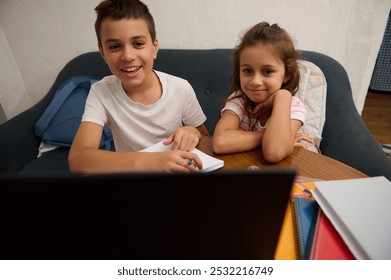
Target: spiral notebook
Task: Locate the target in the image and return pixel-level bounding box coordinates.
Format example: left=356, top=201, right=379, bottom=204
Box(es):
left=310, top=208, right=355, bottom=260
left=292, top=197, right=319, bottom=259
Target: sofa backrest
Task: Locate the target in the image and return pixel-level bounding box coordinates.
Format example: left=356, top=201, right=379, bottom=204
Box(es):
left=154, top=49, right=233, bottom=134
left=49, top=49, right=336, bottom=137
left=28, top=49, right=358, bottom=143
left=2, top=48, right=390, bottom=179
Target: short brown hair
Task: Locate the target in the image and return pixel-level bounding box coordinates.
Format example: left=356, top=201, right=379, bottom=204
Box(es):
left=94, top=0, right=156, bottom=47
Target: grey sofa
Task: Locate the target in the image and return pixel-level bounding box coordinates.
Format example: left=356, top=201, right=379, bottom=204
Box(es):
left=0, top=49, right=390, bottom=180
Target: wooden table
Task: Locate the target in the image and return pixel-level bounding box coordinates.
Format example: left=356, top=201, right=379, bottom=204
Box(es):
left=198, top=137, right=366, bottom=181
left=198, top=137, right=368, bottom=260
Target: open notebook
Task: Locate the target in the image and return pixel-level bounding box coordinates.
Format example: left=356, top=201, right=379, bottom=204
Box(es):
left=311, top=176, right=391, bottom=260
left=140, top=140, right=224, bottom=172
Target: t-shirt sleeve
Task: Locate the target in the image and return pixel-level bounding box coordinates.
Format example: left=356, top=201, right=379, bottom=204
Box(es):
left=291, top=96, right=307, bottom=124
left=81, top=85, right=107, bottom=127
left=221, top=92, right=247, bottom=120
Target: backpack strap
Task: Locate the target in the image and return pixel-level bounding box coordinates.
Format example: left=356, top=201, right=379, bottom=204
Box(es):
left=102, top=125, right=113, bottom=150
left=35, top=76, right=97, bottom=137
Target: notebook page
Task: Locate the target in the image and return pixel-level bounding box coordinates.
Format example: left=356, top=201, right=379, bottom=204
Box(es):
left=140, top=140, right=224, bottom=172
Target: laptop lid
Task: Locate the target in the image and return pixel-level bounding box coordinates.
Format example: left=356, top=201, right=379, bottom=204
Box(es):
left=0, top=168, right=296, bottom=260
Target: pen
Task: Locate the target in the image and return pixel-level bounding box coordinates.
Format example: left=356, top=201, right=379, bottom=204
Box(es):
left=291, top=182, right=313, bottom=198
left=188, top=159, right=199, bottom=170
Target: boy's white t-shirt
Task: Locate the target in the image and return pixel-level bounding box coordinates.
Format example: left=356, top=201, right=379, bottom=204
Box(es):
left=82, top=71, right=206, bottom=152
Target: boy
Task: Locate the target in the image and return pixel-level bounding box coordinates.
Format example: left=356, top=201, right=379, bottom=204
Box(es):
left=69, top=0, right=209, bottom=173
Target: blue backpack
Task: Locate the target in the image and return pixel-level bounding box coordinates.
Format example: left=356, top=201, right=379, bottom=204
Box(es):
left=35, top=75, right=113, bottom=150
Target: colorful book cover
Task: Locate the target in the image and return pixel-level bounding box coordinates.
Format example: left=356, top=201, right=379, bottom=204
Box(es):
left=310, top=209, right=355, bottom=260
left=275, top=181, right=316, bottom=260
left=292, top=197, right=319, bottom=259
left=312, top=176, right=391, bottom=259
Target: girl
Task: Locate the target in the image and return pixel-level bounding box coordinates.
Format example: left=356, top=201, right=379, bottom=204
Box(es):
left=213, top=22, right=313, bottom=163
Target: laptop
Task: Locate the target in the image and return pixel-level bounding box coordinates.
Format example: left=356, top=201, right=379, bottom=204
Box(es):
left=0, top=168, right=296, bottom=260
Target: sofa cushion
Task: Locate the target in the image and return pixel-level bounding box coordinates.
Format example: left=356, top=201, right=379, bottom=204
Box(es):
left=19, top=148, right=71, bottom=175
left=296, top=60, right=327, bottom=152
left=154, top=49, right=233, bottom=134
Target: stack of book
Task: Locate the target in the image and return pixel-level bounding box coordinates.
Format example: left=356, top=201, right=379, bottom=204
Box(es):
left=275, top=176, right=391, bottom=260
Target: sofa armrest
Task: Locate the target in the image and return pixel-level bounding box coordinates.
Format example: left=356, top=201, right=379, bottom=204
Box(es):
left=0, top=52, right=112, bottom=174
left=302, top=51, right=391, bottom=180
left=0, top=103, right=45, bottom=173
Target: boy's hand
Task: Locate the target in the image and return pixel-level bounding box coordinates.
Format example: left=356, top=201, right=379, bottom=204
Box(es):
left=163, top=126, right=201, bottom=151
left=145, top=150, right=202, bottom=172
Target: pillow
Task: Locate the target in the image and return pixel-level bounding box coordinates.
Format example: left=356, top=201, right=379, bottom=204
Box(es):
left=296, top=60, right=327, bottom=153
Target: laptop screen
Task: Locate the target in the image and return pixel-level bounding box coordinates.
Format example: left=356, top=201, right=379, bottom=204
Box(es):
left=0, top=168, right=296, bottom=260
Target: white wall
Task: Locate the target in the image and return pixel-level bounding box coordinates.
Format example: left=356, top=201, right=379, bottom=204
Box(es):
left=1, top=0, right=390, bottom=121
